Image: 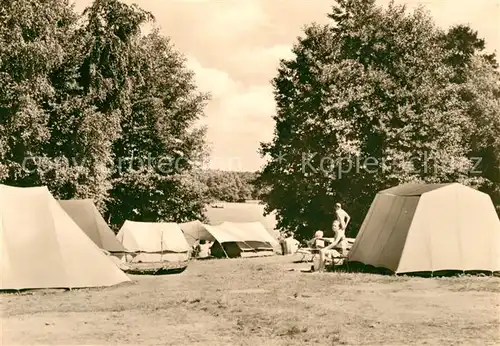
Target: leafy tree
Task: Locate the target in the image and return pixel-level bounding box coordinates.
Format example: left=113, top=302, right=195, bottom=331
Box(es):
left=0, top=0, right=79, bottom=189
left=257, top=0, right=495, bottom=241
left=0, top=0, right=211, bottom=227
left=439, top=25, right=500, bottom=215
left=106, top=28, right=210, bottom=226
left=440, top=24, right=498, bottom=83
left=460, top=57, right=500, bottom=214
left=0, top=0, right=145, bottom=208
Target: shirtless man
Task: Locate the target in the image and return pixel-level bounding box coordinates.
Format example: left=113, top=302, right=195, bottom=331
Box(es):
left=316, top=205, right=350, bottom=272
left=334, top=203, right=350, bottom=232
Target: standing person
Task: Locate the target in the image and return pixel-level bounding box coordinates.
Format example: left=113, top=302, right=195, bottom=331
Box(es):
left=334, top=203, right=350, bottom=232
left=279, top=231, right=286, bottom=255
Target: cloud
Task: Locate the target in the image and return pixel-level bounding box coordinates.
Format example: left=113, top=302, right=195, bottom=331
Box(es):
left=186, top=56, right=240, bottom=100
left=185, top=57, right=275, bottom=171
left=203, top=1, right=268, bottom=40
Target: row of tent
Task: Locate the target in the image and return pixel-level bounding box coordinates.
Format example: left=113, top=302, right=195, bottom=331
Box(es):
left=0, top=184, right=281, bottom=290
left=60, top=200, right=281, bottom=262
left=1, top=182, right=499, bottom=290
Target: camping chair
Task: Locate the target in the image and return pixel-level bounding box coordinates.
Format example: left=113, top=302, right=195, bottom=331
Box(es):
left=295, top=247, right=319, bottom=262
left=314, top=238, right=350, bottom=271
left=295, top=238, right=325, bottom=262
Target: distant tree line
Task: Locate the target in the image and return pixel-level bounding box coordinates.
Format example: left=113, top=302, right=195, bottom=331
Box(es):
left=193, top=169, right=267, bottom=203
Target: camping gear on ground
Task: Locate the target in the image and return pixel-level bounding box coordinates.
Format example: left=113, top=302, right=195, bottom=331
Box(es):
left=58, top=199, right=127, bottom=264
left=348, top=183, right=500, bottom=274
left=118, top=261, right=188, bottom=275
left=0, top=184, right=131, bottom=290
left=116, top=221, right=190, bottom=275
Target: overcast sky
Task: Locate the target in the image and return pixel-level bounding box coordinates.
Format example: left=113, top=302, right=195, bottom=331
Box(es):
left=73, top=0, right=499, bottom=172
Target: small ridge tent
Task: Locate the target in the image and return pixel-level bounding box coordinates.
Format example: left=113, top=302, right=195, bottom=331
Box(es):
left=0, top=185, right=131, bottom=290
left=348, top=183, right=500, bottom=274
left=116, top=221, right=190, bottom=263
left=58, top=199, right=127, bottom=255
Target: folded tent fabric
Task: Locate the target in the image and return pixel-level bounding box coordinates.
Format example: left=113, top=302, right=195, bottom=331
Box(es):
left=0, top=184, right=131, bottom=290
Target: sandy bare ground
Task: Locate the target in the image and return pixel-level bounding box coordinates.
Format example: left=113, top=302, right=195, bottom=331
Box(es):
left=1, top=255, right=499, bottom=345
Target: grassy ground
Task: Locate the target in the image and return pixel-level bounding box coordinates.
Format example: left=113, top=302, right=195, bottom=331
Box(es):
left=2, top=255, right=499, bottom=346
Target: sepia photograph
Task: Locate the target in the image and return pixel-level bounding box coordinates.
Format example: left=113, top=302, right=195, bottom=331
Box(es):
left=0, top=0, right=499, bottom=345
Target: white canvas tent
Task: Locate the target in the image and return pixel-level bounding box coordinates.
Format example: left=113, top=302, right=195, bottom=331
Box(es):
left=0, top=185, right=131, bottom=290
left=348, top=183, right=500, bottom=274
left=180, top=220, right=215, bottom=247
left=58, top=199, right=127, bottom=253
left=116, top=221, right=190, bottom=263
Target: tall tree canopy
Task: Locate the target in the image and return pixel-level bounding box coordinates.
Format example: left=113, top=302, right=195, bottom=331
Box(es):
left=0, top=0, right=210, bottom=226
left=257, top=0, right=500, bottom=241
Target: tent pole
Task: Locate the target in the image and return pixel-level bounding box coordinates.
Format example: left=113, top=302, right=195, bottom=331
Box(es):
left=220, top=242, right=230, bottom=258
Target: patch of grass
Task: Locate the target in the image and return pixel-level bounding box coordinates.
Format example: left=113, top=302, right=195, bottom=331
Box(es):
left=1, top=255, right=499, bottom=346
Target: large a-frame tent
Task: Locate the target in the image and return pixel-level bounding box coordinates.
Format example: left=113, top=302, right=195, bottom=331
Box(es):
left=58, top=199, right=126, bottom=253
left=348, top=183, right=500, bottom=274
left=0, top=185, right=131, bottom=290
left=116, top=221, right=190, bottom=263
